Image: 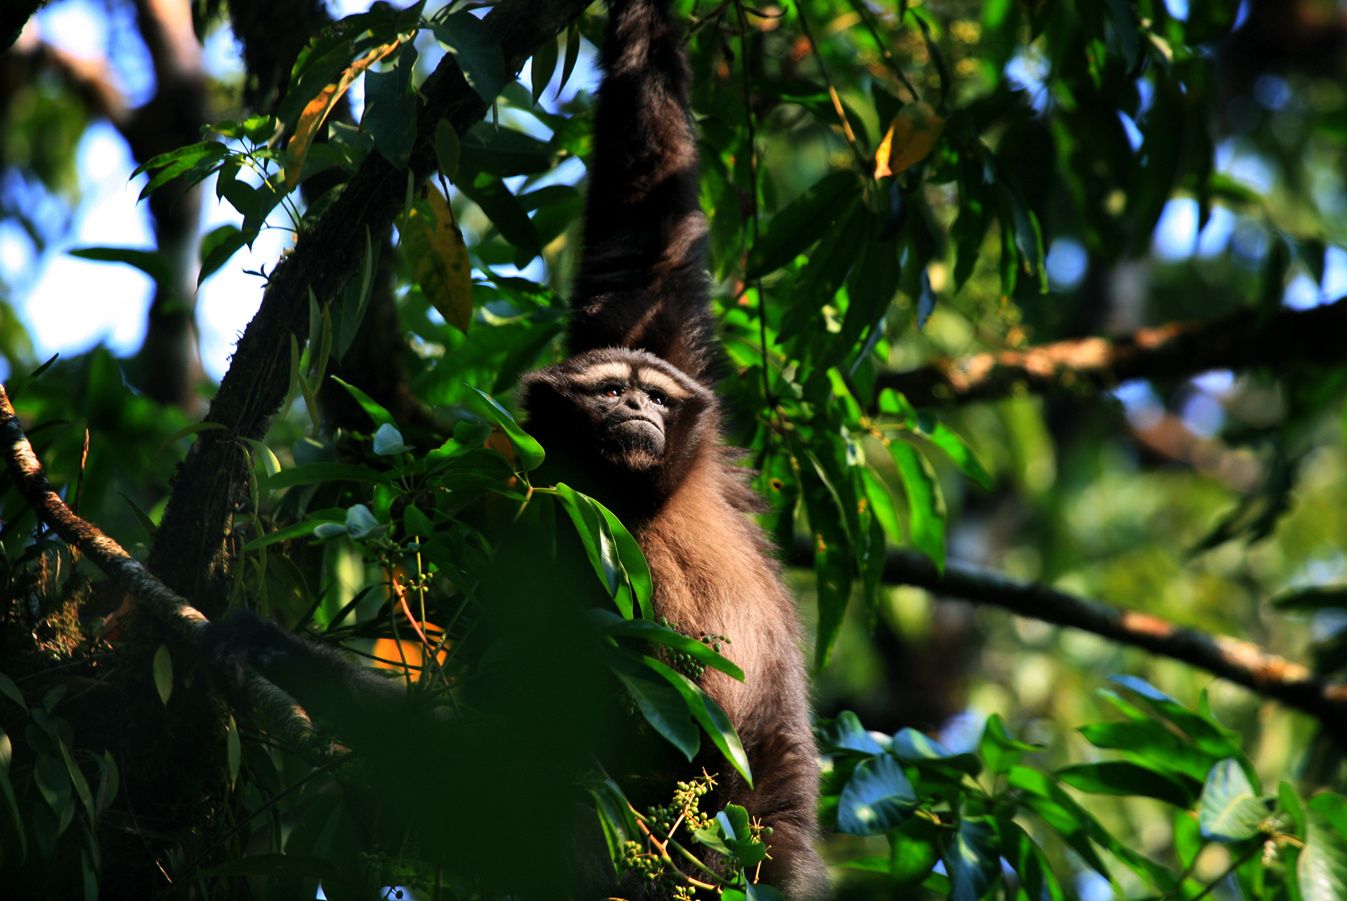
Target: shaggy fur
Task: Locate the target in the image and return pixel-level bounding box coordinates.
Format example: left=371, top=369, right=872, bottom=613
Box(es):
left=525, top=1, right=828, bottom=895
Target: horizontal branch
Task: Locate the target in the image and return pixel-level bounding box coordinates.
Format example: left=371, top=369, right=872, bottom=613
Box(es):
left=148, top=0, right=593, bottom=614
left=0, top=384, right=332, bottom=757
left=877, top=297, right=1347, bottom=407
left=790, top=540, right=1347, bottom=730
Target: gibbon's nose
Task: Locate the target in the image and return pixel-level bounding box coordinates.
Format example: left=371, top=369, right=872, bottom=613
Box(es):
left=623, top=394, right=644, bottom=411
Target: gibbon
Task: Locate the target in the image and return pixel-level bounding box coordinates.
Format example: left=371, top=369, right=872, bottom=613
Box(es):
left=521, top=0, right=826, bottom=895
left=208, top=0, right=826, bottom=896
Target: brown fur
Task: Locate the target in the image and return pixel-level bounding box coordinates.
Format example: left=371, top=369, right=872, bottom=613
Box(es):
left=522, top=1, right=827, bottom=895
left=522, top=348, right=827, bottom=898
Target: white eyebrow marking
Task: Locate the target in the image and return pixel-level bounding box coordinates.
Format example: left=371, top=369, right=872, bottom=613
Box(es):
left=635, top=368, right=690, bottom=399
left=578, top=361, right=632, bottom=385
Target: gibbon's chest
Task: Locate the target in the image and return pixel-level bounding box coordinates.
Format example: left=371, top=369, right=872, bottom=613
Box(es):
left=633, top=464, right=795, bottom=713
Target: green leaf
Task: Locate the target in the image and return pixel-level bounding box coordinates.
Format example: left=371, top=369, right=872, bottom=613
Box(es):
left=152, top=645, right=173, bottom=706
left=888, top=815, right=943, bottom=884
left=747, top=171, right=856, bottom=277
left=1001, top=820, right=1065, bottom=901
left=1007, top=766, right=1111, bottom=878
left=892, top=728, right=980, bottom=777
left=978, top=714, right=1039, bottom=776
left=613, top=662, right=700, bottom=761
left=69, top=246, right=173, bottom=289
left=592, top=501, right=653, bottom=619
left=345, top=504, right=380, bottom=539
left=888, top=441, right=946, bottom=569
left=530, top=35, right=558, bottom=103
left=467, top=385, right=545, bottom=471
left=818, top=710, right=886, bottom=755
left=1199, top=759, right=1268, bottom=843
left=434, top=120, right=461, bottom=181
left=94, top=751, right=120, bottom=813
left=263, top=463, right=388, bottom=492
left=363, top=42, right=418, bottom=169
left=458, top=124, right=555, bottom=177
left=588, top=776, right=639, bottom=876
left=1301, top=794, right=1347, bottom=901
left=644, top=656, right=752, bottom=785
left=597, top=614, right=743, bottom=680
left=555, top=484, right=624, bottom=611
left=372, top=423, right=413, bottom=455
left=837, top=754, right=916, bottom=835
left=460, top=177, right=542, bottom=259
left=946, top=816, right=1001, bottom=901
left=330, top=376, right=395, bottom=426
left=0, top=727, right=26, bottom=860
left=431, top=14, right=508, bottom=103
left=0, top=671, right=26, bottom=711
left=716, top=804, right=770, bottom=868
left=1058, top=761, right=1194, bottom=807
left=198, top=225, right=248, bottom=286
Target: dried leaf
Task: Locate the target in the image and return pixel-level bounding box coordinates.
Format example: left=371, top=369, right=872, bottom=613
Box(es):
left=874, top=102, right=946, bottom=180
left=285, top=38, right=402, bottom=188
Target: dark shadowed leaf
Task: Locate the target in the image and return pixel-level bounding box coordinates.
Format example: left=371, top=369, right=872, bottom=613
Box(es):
left=837, top=754, right=916, bottom=835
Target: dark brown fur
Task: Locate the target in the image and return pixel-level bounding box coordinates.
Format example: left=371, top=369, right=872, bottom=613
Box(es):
left=523, top=1, right=827, bottom=894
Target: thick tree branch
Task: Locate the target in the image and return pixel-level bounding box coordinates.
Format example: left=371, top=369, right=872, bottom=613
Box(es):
left=148, top=0, right=593, bottom=614
left=790, top=540, right=1347, bottom=729
left=0, top=384, right=332, bottom=756
left=877, top=297, right=1347, bottom=407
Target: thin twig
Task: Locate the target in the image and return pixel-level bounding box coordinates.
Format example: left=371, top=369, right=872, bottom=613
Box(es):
left=794, top=0, right=870, bottom=172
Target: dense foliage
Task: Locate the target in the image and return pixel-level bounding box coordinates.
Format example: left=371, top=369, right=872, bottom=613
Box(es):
left=3, top=0, right=1347, bottom=898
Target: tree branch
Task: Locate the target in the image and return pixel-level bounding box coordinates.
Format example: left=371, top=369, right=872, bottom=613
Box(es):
left=789, top=540, right=1347, bottom=729
left=0, top=0, right=44, bottom=53
left=0, top=384, right=334, bottom=757
left=877, top=297, right=1347, bottom=408
left=147, top=0, right=593, bottom=614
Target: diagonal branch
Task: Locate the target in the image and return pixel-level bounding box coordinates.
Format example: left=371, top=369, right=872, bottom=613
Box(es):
left=147, top=0, right=594, bottom=615
left=790, top=540, right=1347, bottom=731
left=877, top=297, right=1347, bottom=408
left=0, top=384, right=333, bottom=757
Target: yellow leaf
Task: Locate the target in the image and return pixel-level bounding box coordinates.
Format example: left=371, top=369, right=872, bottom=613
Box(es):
left=404, top=187, right=474, bottom=333
left=284, top=38, right=402, bottom=189
left=874, top=102, right=946, bottom=180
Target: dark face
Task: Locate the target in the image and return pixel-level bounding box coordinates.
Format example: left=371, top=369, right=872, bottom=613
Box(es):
left=522, top=348, right=713, bottom=477
left=573, top=356, right=696, bottom=469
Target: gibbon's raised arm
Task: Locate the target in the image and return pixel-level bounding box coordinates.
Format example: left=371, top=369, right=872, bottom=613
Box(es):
left=568, top=0, right=719, bottom=385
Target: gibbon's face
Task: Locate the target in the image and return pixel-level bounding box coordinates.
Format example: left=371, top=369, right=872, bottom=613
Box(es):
left=522, top=348, right=712, bottom=473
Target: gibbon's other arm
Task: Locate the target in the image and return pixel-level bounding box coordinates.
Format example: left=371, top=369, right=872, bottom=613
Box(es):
left=568, top=0, right=718, bottom=385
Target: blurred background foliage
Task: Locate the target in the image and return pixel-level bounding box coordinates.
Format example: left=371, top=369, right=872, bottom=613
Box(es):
left=4, top=0, right=1347, bottom=897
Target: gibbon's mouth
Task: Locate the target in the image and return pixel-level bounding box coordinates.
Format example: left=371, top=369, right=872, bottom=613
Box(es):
left=610, top=415, right=664, bottom=437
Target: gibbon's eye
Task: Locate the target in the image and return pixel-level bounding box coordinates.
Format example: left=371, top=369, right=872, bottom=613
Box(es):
left=647, top=389, right=668, bottom=406
left=599, top=384, right=623, bottom=398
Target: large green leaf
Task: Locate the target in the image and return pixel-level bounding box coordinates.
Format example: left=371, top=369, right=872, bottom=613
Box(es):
left=836, top=754, right=916, bottom=835
left=1198, top=759, right=1268, bottom=843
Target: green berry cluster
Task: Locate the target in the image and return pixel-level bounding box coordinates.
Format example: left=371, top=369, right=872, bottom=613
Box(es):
left=649, top=770, right=718, bottom=833
left=658, top=617, right=731, bottom=681
left=619, top=839, right=665, bottom=882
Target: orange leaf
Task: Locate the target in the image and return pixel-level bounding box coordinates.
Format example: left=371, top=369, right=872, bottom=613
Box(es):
left=874, top=102, right=946, bottom=180
left=284, top=38, right=402, bottom=188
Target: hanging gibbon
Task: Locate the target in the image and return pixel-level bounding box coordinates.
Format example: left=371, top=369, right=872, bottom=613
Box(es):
left=208, top=0, right=826, bottom=896
left=519, top=0, right=825, bottom=894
